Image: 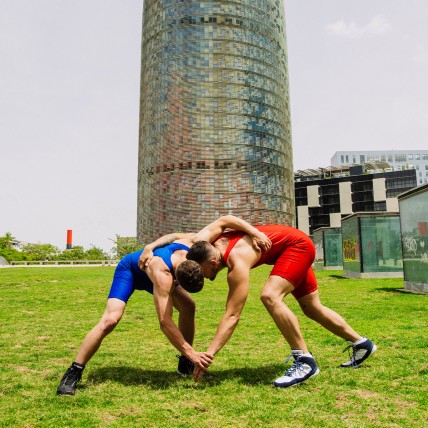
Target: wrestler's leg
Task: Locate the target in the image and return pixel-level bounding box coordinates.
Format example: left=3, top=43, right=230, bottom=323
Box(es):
left=260, top=275, right=309, bottom=353
left=297, top=290, right=360, bottom=342
left=75, top=298, right=127, bottom=365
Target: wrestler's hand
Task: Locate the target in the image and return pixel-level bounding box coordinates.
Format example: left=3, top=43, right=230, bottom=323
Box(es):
left=138, top=247, right=154, bottom=270
left=193, top=365, right=207, bottom=383
left=251, top=231, right=271, bottom=253
left=190, top=352, right=213, bottom=382
left=190, top=351, right=213, bottom=369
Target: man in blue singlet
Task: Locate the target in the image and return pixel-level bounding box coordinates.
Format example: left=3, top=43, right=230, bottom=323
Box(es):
left=57, top=216, right=271, bottom=395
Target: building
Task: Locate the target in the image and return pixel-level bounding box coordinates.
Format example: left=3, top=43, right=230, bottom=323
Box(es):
left=137, top=0, right=294, bottom=242
left=313, top=227, right=343, bottom=270
left=331, top=150, right=428, bottom=186
left=341, top=212, right=403, bottom=279
left=11, top=239, right=27, bottom=252
left=397, top=183, right=428, bottom=294
left=295, top=164, right=417, bottom=236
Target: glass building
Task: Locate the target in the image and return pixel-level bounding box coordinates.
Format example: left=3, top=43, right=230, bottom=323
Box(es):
left=137, top=0, right=294, bottom=242
left=398, top=184, right=428, bottom=294
left=313, top=227, right=343, bottom=270
left=342, top=212, right=403, bottom=278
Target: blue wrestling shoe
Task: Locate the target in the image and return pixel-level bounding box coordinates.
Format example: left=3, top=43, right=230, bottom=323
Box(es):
left=273, top=350, right=319, bottom=388
left=341, top=338, right=377, bottom=368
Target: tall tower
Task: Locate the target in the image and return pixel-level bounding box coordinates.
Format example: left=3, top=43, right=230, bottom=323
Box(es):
left=138, top=0, right=294, bottom=242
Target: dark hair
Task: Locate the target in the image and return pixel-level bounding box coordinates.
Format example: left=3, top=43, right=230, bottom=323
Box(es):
left=186, top=241, right=213, bottom=263
left=176, top=260, right=205, bottom=293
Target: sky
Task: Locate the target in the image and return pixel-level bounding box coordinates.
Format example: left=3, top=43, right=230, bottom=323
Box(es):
left=1, top=0, right=427, bottom=252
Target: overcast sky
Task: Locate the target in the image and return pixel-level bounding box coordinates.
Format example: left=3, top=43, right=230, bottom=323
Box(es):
left=1, top=0, right=427, bottom=252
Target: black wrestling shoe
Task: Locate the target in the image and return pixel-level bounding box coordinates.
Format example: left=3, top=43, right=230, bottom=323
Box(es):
left=57, top=364, right=83, bottom=395
left=341, top=338, right=377, bottom=368
left=177, top=355, right=194, bottom=375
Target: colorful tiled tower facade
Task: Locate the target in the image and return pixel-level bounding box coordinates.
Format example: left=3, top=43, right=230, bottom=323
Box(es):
left=138, top=0, right=294, bottom=242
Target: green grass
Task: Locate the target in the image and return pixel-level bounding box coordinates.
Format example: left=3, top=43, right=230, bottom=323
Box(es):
left=0, top=266, right=427, bottom=427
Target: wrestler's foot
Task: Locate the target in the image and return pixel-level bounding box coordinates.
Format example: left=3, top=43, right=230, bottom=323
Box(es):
left=57, top=363, right=84, bottom=395
left=177, top=355, right=194, bottom=375
left=341, top=338, right=377, bottom=368
left=273, top=350, right=319, bottom=388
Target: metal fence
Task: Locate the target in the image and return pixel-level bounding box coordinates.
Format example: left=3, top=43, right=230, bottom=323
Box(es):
left=5, top=260, right=119, bottom=267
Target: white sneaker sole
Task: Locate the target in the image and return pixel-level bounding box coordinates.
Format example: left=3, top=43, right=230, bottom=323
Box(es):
left=273, top=368, right=320, bottom=388
left=341, top=344, right=377, bottom=367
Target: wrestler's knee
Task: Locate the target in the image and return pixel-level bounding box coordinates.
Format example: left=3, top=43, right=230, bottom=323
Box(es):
left=301, top=305, right=318, bottom=320
left=260, top=290, right=278, bottom=309
left=99, top=305, right=124, bottom=333
left=299, top=298, right=322, bottom=320
left=99, top=315, right=120, bottom=334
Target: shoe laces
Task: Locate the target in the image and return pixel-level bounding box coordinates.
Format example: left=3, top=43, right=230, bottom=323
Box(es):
left=342, top=341, right=359, bottom=368
left=62, top=367, right=81, bottom=385
left=284, top=354, right=305, bottom=377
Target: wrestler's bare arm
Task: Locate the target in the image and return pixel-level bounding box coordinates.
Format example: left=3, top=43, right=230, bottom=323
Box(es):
left=193, top=215, right=271, bottom=251
left=146, top=258, right=212, bottom=370
left=193, top=262, right=250, bottom=382
left=139, top=215, right=271, bottom=271
left=138, top=232, right=196, bottom=270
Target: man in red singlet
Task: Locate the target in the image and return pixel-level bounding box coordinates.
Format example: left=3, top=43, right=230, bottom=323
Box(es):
left=176, top=224, right=377, bottom=388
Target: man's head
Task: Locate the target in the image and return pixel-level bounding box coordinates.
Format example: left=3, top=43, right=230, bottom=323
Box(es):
left=186, top=240, right=221, bottom=281
left=176, top=260, right=204, bottom=293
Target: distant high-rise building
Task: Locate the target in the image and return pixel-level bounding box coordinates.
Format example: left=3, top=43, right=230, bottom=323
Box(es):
left=331, top=150, right=428, bottom=186
left=137, top=0, right=294, bottom=242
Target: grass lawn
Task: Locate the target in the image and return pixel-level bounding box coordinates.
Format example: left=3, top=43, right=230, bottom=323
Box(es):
left=0, top=266, right=427, bottom=427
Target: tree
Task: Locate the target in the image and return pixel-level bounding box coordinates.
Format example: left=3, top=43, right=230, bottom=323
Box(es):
left=55, top=246, right=87, bottom=260
left=0, top=247, right=27, bottom=262
left=85, top=246, right=108, bottom=260
left=0, top=232, right=26, bottom=262
left=111, top=235, right=140, bottom=259
left=23, top=243, right=59, bottom=261
left=0, top=233, right=112, bottom=261
left=0, top=232, right=14, bottom=249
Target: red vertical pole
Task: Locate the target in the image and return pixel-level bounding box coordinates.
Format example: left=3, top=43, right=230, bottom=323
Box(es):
left=66, top=230, right=73, bottom=249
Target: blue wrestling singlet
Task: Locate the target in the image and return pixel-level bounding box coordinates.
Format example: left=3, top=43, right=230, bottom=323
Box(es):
left=107, top=243, right=190, bottom=303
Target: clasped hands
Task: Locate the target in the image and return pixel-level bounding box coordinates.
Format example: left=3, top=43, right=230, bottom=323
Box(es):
left=190, top=351, right=214, bottom=382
